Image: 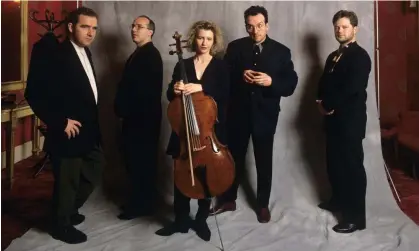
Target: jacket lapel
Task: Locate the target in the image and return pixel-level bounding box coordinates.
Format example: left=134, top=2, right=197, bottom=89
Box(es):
left=241, top=37, right=255, bottom=67
left=258, top=36, right=273, bottom=64
left=62, top=39, right=98, bottom=105
left=85, top=47, right=98, bottom=83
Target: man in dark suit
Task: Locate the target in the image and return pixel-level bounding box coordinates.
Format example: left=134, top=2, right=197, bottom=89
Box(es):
left=210, top=5, right=298, bottom=223
left=114, top=15, right=163, bottom=220
left=316, top=10, right=371, bottom=233
left=25, top=7, right=103, bottom=244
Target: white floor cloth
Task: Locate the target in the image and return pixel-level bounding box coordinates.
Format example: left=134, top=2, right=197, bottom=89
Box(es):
left=6, top=1, right=419, bottom=251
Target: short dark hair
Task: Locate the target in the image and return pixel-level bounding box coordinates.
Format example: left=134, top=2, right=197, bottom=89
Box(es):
left=137, top=15, right=156, bottom=38
left=244, top=5, right=269, bottom=24
left=66, top=7, right=98, bottom=34
left=332, top=10, right=358, bottom=27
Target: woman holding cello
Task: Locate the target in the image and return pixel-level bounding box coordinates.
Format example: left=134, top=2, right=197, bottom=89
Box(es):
left=155, top=20, right=232, bottom=242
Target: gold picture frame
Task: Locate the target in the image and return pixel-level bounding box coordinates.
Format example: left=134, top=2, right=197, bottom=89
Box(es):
left=1, top=1, right=28, bottom=92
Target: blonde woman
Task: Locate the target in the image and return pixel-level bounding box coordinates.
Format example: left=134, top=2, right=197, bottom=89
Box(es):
left=155, top=20, right=229, bottom=242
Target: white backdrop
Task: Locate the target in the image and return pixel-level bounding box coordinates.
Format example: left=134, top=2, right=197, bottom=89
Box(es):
left=6, top=1, right=419, bottom=251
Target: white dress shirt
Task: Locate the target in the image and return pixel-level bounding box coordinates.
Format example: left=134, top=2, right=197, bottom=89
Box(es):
left=70, top=40, right=98, bottom=104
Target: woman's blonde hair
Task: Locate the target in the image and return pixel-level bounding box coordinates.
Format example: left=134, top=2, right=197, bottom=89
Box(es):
left=186, top=20, right=224, bottom=56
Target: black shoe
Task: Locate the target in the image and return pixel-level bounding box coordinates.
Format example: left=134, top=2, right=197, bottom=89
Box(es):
left=193, top=221, right=211, bottom=241
left=50, top=225, right=87, bottom=244
left=332, top=222, right=366, bottom=233
left=318, top=201, right=340, bottom=212
left=256, top=207, right=271, bottom=223
left=118, top=208, right=153, bottom=220
left=155, top=220, right=191, bottom=236
left=70, top=213, right=85, bottom=226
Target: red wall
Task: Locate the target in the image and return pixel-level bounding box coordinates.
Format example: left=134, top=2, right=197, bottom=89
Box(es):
left=1, top=1, right=78, bottom=153
left=378, top=1, right=419, bottom=126
left=1, top=1, right=22, bottom=82
left=405, top=4, right=419, bottom=111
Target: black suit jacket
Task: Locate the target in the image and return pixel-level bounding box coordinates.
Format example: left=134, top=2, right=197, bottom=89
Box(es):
left=317, top=41, right=372, bottom=139
left=225, top=36, right=298, bottom=137
left=26, top=38, right=101, bottom=157
left=114, top=42, right=163, bottom=125
left=26, top=32, right=60, bottom=121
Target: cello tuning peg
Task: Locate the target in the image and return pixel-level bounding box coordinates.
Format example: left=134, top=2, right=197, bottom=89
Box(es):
left=182, top=45, right=189, bottom=49
left=181, top=40, right=188, bottom=43
left=169, top=50, right=176, bottom=55
left=169, top=43, right=176, bottom=47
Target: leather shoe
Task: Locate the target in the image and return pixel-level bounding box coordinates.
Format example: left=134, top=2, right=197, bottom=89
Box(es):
left=50, top=225, right=87, bottom=244
left=318, top=201, right=340, bottom=212
left=155, top=220, right=191, bottom=236
left=193, top=220, right=211, bottom=241
left=209, top=201, right=236, bottom=216
left=70, top=213, right=85, bottom=226
left=332, top=222, right=365, bottom=233
left=257, top=207, right=271, bottom=223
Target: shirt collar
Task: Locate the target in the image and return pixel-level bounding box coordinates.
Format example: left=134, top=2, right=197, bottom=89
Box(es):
left=256, top=36, right=267, bottom=45
left=70, top=40, right=86, bottom=54
left=339, top=40, right=356, bottom=50
left=253, top=36, right=269, bottom=51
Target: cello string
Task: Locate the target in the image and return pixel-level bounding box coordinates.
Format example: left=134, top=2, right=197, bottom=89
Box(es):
left=189, top=95, right=200, bottom=149
left=188, top=95, right=198, bottom=150
left=180, top=91, right=195, bottom=186
left=189, top=95, right=202, bottom=149
left=182, top=93, right=191, bottom=149
left=185, top=94, right=203, bottom=150
left=189, top=96, right=200, bottom=135
left=185, top=95, right=197, bottom=150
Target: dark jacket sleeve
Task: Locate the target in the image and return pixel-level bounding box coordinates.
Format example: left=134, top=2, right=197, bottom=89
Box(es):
left=114, top=58, right=131, bottom=118
left=25, top=36, right=68, bottom=132
left=138, top=49, right=163, bottom=101
left=263, top=48, right=298, bottom=98
left=321, top=51, right=371, bottom=112
left=166, top=62, right=181, bottom=102
left=202, top=60, right=230, bottom=104
left=212, top=60, right=230, bottom=145
left=223, top=43, right=241, bottom=99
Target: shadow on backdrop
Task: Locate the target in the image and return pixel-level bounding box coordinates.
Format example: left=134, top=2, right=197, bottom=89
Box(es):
left=294, top=33, right=330, bottom=202
left=95, top=32, right=127, bottom=205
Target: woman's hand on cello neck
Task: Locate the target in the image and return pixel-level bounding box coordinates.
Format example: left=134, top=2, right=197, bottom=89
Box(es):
left=173, top=81, right=185, bottom=95
left=174, top=81, right=203, bottom=96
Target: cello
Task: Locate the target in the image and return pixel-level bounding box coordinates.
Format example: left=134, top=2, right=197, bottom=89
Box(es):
left=167, top=31, right=235, bottom=200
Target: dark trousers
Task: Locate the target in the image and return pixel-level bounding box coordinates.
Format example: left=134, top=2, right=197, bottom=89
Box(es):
left=174, top=185, right=210, bottom=223
left=122, top=121, right=160, bottom=211
left=220, top=124, right=274, bottom=208
left=326, top=132, right=366, bottom=225
left=51, top=145, right=104, bottom=226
